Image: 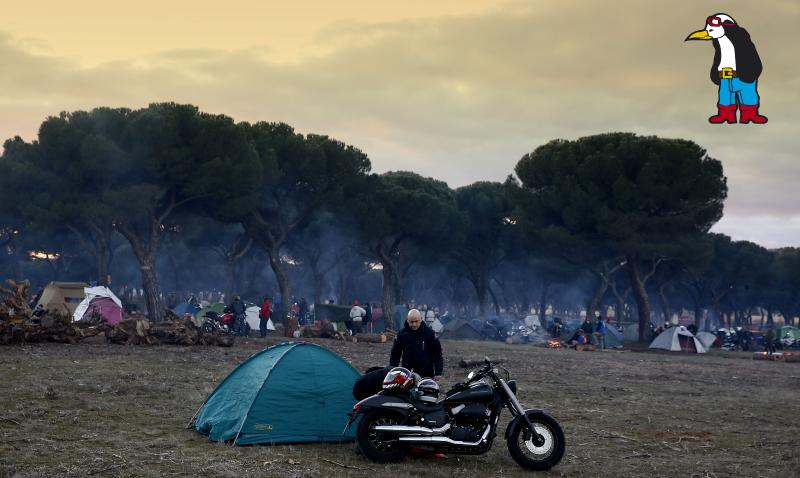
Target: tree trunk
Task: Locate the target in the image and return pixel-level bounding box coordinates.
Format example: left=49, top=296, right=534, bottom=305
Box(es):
left=487, top=283, right=501, bottom=315
left=140, top=258, right=163, bottom=322
left=626, top=255, right=651, bottom=343
left=381, top=262, right=397, bottom=332
left=471, top=271, right=490, bottom=319
left=587, top=275, right=608, bottom=321
left=659, top=284, right=671, bottom=324
left=96, top=240, right=110, bottom=286
left=313, top=273, right=323, bottom=305
left=267, top=249, right=291, bottom=335
left=538, top=282, right=550, bottom=323
left=224, top=258, right=236, bottom=302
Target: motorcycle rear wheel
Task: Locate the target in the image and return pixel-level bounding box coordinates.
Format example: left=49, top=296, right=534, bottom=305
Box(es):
left=356, top=410, right=407, bottom=463
left=507, top=412, right=565, bottom=470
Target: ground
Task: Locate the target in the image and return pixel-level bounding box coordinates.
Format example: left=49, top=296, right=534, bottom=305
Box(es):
left=0, top=337, right=798, bottom=478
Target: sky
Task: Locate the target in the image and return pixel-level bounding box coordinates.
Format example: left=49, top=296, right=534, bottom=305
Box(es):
left=1, top=0, right=798, bottom=248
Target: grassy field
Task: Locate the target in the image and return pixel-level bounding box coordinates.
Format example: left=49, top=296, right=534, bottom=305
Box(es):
left=0, top=336, right=798, bottom=478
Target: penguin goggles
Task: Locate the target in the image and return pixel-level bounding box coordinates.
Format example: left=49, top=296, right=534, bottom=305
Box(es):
left=706, top=16, right=736, bottom=27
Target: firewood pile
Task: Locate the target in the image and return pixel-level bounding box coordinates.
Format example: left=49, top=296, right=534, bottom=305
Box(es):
left=0, top=279, right=232, bottom=346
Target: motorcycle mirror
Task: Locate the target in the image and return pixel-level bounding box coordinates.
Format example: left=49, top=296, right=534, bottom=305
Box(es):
left=467, top=371, right=475, bottom=380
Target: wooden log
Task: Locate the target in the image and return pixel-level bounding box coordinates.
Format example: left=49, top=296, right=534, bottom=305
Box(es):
left=354, top=333, right=386, bottom=343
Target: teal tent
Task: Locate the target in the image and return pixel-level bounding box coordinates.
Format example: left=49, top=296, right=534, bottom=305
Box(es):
left=602, top=326, right=624, bottom=348
left=194, top=342, right=360, bottom=445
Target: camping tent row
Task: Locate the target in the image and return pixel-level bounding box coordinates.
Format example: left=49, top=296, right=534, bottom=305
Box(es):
left=193, top=342, right=359, bottom=445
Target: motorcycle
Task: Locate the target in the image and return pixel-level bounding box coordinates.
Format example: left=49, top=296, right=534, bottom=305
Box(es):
left=201, top=311, right=232, bottom=334
left=344, top=357, right=565, bottom=470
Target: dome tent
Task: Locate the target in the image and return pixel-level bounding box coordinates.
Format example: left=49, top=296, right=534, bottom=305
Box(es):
left=193, top=342, right=360, bottom=445
left=649, top=326, right=706, bottom=353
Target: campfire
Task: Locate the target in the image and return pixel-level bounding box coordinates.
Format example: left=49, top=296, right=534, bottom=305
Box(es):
left=547, top=339, right=563, bottom=349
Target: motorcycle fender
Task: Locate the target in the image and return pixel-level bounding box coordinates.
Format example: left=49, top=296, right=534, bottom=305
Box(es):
left=504, top=409, right=544, bottom=439
left=354, top=394, right=415, bottom=415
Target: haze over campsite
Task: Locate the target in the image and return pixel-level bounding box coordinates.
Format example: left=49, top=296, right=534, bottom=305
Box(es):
left=1, top=2, right=799, bottom=477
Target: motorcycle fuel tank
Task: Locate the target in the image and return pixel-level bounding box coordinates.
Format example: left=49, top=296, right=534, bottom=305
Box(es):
left=445, top=383, right=494, bottom=404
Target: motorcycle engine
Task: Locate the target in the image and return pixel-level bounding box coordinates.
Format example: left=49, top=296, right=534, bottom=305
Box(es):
left=448, top=403, right=490, bottom=442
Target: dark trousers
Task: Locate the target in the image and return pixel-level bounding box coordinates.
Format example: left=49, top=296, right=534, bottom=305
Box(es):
left=259, top=316, right=269, bottom=337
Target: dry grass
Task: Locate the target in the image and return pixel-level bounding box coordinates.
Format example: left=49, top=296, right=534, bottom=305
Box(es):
left=0, top=336, right=798, bottom=477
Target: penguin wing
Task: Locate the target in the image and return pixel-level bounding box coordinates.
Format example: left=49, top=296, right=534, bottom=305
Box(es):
left=710, top=40, right=721, bottom=85
left=734, top=28, right=762, bottom=83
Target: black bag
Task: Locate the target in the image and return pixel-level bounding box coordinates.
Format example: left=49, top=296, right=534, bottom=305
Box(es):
left=352, top=366, right=391, bottom=400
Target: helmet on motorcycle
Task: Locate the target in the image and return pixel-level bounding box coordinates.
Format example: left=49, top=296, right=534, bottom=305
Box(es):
left=417, top=378, right=440, bottom=404
left=383, top=367, right=414, bottom=390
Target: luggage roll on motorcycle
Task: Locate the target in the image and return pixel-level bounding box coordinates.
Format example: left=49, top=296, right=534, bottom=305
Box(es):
left=345, top=359, right=565, bottom=470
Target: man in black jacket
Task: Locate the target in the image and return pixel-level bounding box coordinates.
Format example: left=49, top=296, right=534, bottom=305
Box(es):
left=390, top=309, right=443, bottom=380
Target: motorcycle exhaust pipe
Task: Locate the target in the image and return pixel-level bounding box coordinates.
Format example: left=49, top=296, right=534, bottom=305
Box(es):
left=373, top=423, right=450, bottom=435
left=397, top=424, right=491, bottom=446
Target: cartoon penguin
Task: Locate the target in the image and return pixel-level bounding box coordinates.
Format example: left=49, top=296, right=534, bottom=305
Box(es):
left=686, top=13, right=767, bottom=124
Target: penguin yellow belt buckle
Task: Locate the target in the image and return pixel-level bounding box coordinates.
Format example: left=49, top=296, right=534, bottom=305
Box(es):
left=721, top=68, right=734, bottom=79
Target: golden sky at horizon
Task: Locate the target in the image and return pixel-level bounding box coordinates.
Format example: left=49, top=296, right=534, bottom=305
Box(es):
left=4, top=1, right=503, bottom=64
left=1, top=0, right=799, bottom=247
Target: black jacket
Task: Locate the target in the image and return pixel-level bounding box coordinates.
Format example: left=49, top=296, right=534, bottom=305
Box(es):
left=711, top=26, right=762, bottom=84
left=389, top=322, right=443, bottom=378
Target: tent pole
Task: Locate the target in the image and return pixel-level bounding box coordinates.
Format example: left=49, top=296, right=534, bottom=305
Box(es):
left=186, top=402, right=205, bottom=429
left=232, top=415, right=248, bottom=446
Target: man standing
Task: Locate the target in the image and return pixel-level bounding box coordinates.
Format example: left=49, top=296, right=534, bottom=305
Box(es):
left=595, top=315, right=607, bottom=350
left=390, top=309, right=443, bottom=380
left=349, top=299, right=366, bottom=336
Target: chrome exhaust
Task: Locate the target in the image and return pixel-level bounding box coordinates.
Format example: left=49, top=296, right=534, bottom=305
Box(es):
left=397, top=423, right=492, bottom=446
left=373, top=423, right=451, bottom=435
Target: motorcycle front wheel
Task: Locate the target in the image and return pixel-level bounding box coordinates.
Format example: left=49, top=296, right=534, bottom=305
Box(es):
left=507, top=412, right=565, bottom=470
left=356, top=410, right=407, bottom=463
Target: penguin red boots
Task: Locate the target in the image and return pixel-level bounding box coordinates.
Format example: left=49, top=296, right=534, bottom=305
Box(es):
left=739, top=104, right=768, bottom=124
left=708, top=104, right=738, bottom=124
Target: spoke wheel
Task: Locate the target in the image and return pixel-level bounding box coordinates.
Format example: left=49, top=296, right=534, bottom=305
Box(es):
left=357, top=411, right=407, bottom=463
left=507, top=412, right=565, bottom=471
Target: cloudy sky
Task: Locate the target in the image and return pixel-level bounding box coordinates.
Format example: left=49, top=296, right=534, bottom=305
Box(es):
left=2, top=0, right=798, bottom=248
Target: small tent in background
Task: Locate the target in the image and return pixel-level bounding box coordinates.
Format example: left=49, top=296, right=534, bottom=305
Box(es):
left=696, top=331, right=718, bottom=350
left=430, top=317, right=444, bottom=334
left=622, top=324, right=640, bottom=342
left=778, top=326, right=800, bottom=348
left=245, top=306, right=261, bottom=331
left=36, top=282, right=88, bottom=315
left=73, top=286, right=124, bottom=325
left=173, top=301, right=200, bottom=317
left=649, top=326, right=706, bottom=353
left=602, top=326, right=624, bottom=348
left=439, top=319, right=483, bottom=340
left=193, top=342, right=360, bottom=445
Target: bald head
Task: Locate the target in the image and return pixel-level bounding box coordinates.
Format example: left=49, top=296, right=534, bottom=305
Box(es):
left=407, top=308, right=423, bottom=330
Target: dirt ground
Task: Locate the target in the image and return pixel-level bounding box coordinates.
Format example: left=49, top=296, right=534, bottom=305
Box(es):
left=0, top=336, right=798, bottom=478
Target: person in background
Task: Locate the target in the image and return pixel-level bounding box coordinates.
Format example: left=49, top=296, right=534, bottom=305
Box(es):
left=595, top=315, right=607, bottom=349
left=259, top=296, right=273, bottom=337
left=349, top=299, right=366, bottom=336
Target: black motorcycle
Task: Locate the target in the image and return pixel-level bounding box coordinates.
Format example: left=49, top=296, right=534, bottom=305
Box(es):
left=344, top=358, right=565, bottom=470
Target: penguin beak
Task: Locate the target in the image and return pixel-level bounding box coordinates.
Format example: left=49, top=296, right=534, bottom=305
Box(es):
left=685, top=29, right=711, bottom=41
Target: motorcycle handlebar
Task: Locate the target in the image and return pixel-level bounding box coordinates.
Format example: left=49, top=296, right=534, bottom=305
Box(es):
left=458, top=357, right=505, bottom=368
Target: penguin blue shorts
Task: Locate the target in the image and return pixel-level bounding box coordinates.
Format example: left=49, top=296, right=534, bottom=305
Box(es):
left=718, top=78, right=759, bottom=106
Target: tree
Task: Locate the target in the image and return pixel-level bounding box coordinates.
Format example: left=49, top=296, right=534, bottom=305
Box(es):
left=451, top=182, right=515, bottom=318
left=514, top=133, right=727, bottom=342
left=3, top=104, right=257, bottom=320
left=229, top=123, right=370, bottom=330
left=353, top=172, right=462, bottom=329
left=1, top=110, right=131, bottom=286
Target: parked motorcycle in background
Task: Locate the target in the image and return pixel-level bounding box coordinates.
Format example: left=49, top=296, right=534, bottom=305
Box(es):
left=345, top=358, right=565, bottom=470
